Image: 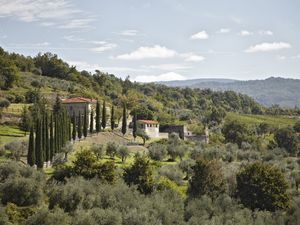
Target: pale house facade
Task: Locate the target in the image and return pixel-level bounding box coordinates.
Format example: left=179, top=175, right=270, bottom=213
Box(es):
left=138, top=120, right=160, bottom=138
left=62, top=97, right=97, bottom=117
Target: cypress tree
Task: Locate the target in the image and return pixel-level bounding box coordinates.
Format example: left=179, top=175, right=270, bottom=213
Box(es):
left=68, top=117, right=72, bottom=141
left=83, top=107, right=88, bottom=139
left=122, top=104, right=127, bottom=136
left=72, top=112, right=76, bottom=141
left=133, top=111, right=137, bottom=140
left=78, top=111, right=82, bottom=140
left=27, top=126, right=35, bottom=166
left=35, top=118, right=44, bottom=169
left=50, top=114, right=54, bottom=161
left=45, top=114, right=50, bottom=163
left=41, top=114, right=46, bottom=159
left=90, top=110, right=94, bottom=134
left=111, top=105, right=115, bottom=131
left=96, top=100, right=101, bottom=133
left=102, top=100, right=106, bottom=129
left=54, top=114, right=58, bottom=153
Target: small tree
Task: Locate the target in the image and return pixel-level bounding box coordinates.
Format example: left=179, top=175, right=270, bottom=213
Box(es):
left=72, top=112, right=76, bottom=142
left=83, top=107, right=88, bottom=139
left=132, top=112, right=137, bottom=140
left=117, top=145, right=129, bottom=163
left=188, top=158, right=226, bottom=199
left=111, top=105, right=115, bottom=130
left=148, top=143, right=167, bottom=161
left=274, top=127, right=300, bottom=156
left=136, top=129, right=149, bottom=145
left=90, top=143, right=105, bottom=160
left=123, top=156, right=154, bottom=194
left=27, top=126, right=35, bottom=166
left=106, top=142, right=118, bottom=158
left=89, top=110, right=94, bottom=134
left=61, top=142, right=73, bottom=160
left=35, top=118, right=44, bottom=169
left=121, top=104, right=127, bottom=135
left=95, top=100, right=101, bottom=133
left=0, top=98, right=10, bottom=119
left=236, top=162, right=290, bottom=211
left=20, top=106, right=32, bottom=136
left=101, top=100, right=106, bottom=130
left=77, top=111, right=82, bottom=140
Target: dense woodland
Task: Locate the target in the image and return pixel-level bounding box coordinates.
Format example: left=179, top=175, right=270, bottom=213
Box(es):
left=1, top=47, right=300, bottom=224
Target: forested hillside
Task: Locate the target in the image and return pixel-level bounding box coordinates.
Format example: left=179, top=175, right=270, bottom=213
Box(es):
left=161, top=77, right=300, bottom=107
left=0, top=47, right=266, bottom=126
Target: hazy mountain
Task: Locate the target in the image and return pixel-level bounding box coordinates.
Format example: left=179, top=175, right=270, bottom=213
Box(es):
left=160, top=77, right=300, bottom=107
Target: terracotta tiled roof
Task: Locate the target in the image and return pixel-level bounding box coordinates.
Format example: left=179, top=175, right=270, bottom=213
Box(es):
left=138, top=120, right=159, bottom=124
left=62, top=97, right=97, bottom=104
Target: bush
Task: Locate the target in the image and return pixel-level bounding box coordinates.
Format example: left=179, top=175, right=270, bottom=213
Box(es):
left=236, top=161, right=290, bottom=211
left=0, top=98, right=10, bottom=108
left=123, top=156, right=154, bottom=194
left=148, top=143, right=167, bottom=161
left=158, top=165, right=184, bottom=185
left=106, top=142, right=118, bottom=158
left=188, top=158, right=226, bottom=199
left=90, top=143, right=105, bottom=159
left=26, top=207, right=71, bottom=225
left=117, top=145, right=129, bottom=163
left=1, top=176, right=44, bottom=206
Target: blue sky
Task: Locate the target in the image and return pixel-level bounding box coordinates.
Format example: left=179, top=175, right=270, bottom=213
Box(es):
left=0, top=0, right=299, bottom=82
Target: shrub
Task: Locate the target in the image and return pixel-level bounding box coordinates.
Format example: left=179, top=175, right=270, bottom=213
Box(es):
left=148, top=143, right=167, bottom=161
left=1, top=176, right=44, bottom=206
left=123, top=156, right=154, bottom=194
left=188, top=158, right=226, bottom=199
left=158, top=165, right=184, bottom=185
left=117, top=145, right=129, bottom=163
left=236, top=161, right=290, bottom=211
left=26, top=207, right=71, bottom=225
left=90, top=143, right=105, bottom=159
left=106, top=142, right=118, bottom=158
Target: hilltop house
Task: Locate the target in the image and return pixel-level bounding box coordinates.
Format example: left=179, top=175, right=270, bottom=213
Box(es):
left=62, top=97, right=97, bottom=117
left=138, top=120, right=160, bottom=138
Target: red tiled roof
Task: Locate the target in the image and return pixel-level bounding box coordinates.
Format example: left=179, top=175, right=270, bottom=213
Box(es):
left=138, top=120, right=159, bottom=124
left=62, top=97, right=97, bottom=104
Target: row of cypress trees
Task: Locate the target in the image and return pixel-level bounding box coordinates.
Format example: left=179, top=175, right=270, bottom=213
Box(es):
left=27, top=96, right=71, bottom=168
left=27, top=97, right=129, bottom=168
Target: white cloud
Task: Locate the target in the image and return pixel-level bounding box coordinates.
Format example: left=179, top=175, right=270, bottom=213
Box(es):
left=217, top=28, right=230, bottom=34
left=119, top=30, right=138, bottom=36
left=63, top=35, right=84, bottom=42
left=258, top=30, right=273, bottom=36
left=190, top=31, right=209, bottom=40
left=182, top=53, right=205, bottom=62
left=90, top=41, right=117, bottom=53
left=67, top=61, right=100, bottom=71
left=145, top=64, right=191, bottom=71
left=238, top=30, right=253, bottom=36
left=245, top=42, right=291, bottom=53
left=134, top=72, right=186, bottom=83
left=67, top=61, right=147, bottom=74
left=116, top=45, right=177, bottom=60
left=277, top=55, right=286, bottom=60
left=0, top=0, right=94, bottom=29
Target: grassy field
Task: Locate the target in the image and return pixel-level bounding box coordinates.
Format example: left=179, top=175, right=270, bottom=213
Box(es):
left=226, top=112, right=299, bottom=127
left=2, top=103, right=31, bottom=116
left=0, top=125, right=26, bottom=146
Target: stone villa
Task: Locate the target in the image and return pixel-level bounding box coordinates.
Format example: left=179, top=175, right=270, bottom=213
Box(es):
left=62, top=97, right=97, bottom=117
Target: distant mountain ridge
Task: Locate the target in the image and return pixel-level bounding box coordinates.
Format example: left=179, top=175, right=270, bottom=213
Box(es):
left=160, top=77, right=300, bottom=107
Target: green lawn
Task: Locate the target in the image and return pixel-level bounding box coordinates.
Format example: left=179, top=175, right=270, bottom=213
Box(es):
left=0, top=125, right=26, bottom=146
left=226, top=112, right=298, bottom=128
left=2, top=103, right=31, bottom=116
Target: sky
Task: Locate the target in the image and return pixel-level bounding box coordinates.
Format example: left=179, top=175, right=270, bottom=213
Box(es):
left=0, top=0, right=300, bottom=82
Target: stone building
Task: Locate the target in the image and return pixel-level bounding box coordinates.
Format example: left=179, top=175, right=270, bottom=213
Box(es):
left=138, top=120, right=160, bottom=138
left=62, top=97, right=97, bottom=117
